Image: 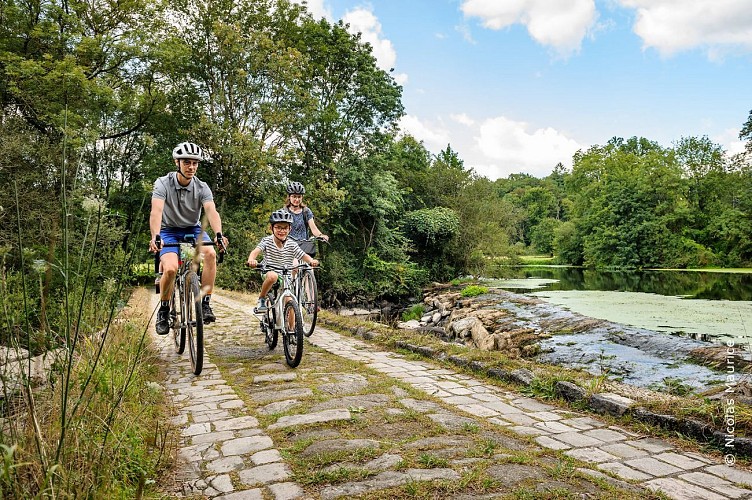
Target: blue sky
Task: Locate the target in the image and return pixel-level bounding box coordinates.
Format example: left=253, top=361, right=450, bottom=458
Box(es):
left=295, top=0, right=752, bottom=179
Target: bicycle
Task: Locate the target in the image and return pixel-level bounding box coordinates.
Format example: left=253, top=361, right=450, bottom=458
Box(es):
left=154, top=234, right=224, bottom=375
left=252, top=264, right=307, bottom=368
left=292, top=236, right=327, bottom=337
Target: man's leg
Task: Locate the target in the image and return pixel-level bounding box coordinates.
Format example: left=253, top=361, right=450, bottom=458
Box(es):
left=156, top=252, right=179, bottom=335
left=198, top=243, right=217, bottom=323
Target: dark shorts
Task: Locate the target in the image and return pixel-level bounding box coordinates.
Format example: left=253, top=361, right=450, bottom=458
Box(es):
left=159, top=226, right=211, bottom=257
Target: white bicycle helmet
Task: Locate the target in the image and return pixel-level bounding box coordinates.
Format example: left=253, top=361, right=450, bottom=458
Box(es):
left=172, top=142, right=204, bottom=161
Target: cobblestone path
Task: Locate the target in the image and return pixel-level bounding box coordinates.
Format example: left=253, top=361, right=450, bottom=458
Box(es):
left=147, top=289, right=752, bottom=499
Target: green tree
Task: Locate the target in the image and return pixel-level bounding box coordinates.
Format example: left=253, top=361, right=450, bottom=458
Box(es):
left=567, top=137, right=696, bottom=268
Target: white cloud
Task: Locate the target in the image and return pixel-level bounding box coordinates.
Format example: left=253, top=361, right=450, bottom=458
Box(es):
left=619, top=0, right=752, bottom=57
left=342, top=8, right=408, bottom=84
left=400, top=113, right=583, bottom=179
left=451, top=113, right=476, bottom=127
left=714, top=128, right=746, bottom=156
left=474, top=116, right=583, bottom=177
left=398, top=115, right=451, bottom=150
left=290, top=0, right=332, bottom=20
left=460, top=0, right=597, bottom=56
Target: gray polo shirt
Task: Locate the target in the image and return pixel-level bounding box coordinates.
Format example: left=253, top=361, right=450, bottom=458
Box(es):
left=152, top=172, right=214, bottom=228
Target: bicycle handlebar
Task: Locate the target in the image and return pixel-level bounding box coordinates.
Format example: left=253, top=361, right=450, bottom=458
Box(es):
left=252, top=263, right=312, bottom=274
left=294, top=236, right=329, bottom=244
left=153, top=235, right=225, bottom=273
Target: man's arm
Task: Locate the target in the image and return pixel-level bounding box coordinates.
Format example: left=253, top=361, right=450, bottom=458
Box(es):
left=204, top=201, right=222, bottom=234
left=204, top=201, right=229, bottom=248
left=149, top=198, right=165, bottom=253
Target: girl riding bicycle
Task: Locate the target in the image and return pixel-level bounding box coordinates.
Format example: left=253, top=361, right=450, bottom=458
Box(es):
left=247, top=210, right=319, bottom=312
left=282, top=182, right=328, bottom=256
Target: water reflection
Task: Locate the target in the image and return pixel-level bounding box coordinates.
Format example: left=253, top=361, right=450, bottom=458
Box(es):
left=488, top=266, right=752, bottom=301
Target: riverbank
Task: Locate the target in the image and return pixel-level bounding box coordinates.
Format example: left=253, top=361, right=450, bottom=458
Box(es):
left=326, top=284, right=752, bottom=455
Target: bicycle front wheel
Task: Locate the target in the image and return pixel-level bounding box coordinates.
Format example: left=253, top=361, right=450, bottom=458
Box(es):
left=282, top=299, right=304, bottom=368
left=173, top=280, right=186, bottom=354
left=265, top=305, right=278, bottom=350
left=185, top=272, right=204, bottom=375
left=299, top=270, right=317, bottom=337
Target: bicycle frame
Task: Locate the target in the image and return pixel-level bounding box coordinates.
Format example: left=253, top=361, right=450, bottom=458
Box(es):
left=255, top=264, right=306, bottom=328
left=154, top=235, right=224, bottom=375
left=254, top=264, right=307, bottom=367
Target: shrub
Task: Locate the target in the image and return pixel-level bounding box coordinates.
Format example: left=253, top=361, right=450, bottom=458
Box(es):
left=401, top=304, right=425, bottom=322
left=460, top=285, right=488, bottom=297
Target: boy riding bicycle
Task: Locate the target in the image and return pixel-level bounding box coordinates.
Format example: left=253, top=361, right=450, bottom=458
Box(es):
left=247, top=210, right=319, bottom=312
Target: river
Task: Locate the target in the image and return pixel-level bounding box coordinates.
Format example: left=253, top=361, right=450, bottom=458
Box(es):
left=482, top=267, right=752, bottom=393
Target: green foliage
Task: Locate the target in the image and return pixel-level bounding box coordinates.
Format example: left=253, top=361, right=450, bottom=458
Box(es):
left=403, top=207, right=460, bottom=246
left=460, top=285, right=488, bottom=297
left=401, top=304, right=425, bottom=322
left=362, top=249, right=429, bottom=300
left=529, top=217, right=561, bottom=254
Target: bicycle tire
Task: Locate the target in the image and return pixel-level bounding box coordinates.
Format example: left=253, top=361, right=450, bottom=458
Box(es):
left=172, top=281, right=186, bottom=354
left=282, top=299, right=304, bottom=368
left=265, top=305, right=278, bottom=350
left=299, top=270, right=317, bottom=337
left=185, top=272, right=204, bottom=375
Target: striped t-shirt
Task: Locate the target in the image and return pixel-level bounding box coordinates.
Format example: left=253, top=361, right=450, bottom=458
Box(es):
left=256, top=236, right=306, bottom=269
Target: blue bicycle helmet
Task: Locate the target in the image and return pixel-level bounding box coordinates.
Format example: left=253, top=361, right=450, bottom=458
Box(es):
left=269, top=210, right=293, bottom=225
left=286, top=182, right=305, bottom=195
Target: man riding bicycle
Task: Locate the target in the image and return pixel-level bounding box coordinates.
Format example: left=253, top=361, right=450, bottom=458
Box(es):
left=149, top=141, right=228, bottom=335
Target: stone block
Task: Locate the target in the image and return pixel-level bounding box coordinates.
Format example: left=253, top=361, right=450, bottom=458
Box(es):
left=589, top=392, right=634, bottom=417
left=509, top=368, right=535, bottom=386
left=554, top=380, right=586, bottom=402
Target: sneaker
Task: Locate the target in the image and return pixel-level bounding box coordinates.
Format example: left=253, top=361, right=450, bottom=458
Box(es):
left=254, top=297, right=268, bottom=313
left=156, top=307, right=170, bottom=335
left=202, top=302, right=216, bottom=323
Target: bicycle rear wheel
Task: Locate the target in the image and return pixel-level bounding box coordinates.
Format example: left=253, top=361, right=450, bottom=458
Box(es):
left=282, top=299, right=304, bottom=368
left=172, top=281, right=186, bottom=354
left=299, top=270, right=317, bottom=337
left=185, top=272, right=204, bottom=375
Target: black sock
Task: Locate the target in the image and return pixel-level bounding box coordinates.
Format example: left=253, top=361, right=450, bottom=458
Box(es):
left=160, top=301, right=169, bottom=309
left=203, top=295, right=211, bottom=304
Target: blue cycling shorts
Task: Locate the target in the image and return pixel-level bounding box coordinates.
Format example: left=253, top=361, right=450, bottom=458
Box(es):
left=159, top=226, right=211, bottom=257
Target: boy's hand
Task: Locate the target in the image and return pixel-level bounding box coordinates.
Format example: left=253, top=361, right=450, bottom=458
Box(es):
left=247, top=258, right=258, bottom=268
left=310, top=259, right=319, bottom=267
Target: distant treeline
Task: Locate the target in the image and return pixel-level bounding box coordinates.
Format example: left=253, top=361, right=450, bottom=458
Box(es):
left=1, top=0, right=751, bottom=331
left=498, top=135, right=752, bottom=269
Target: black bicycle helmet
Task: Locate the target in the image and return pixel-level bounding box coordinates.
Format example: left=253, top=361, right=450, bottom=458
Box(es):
left=286, top=182, right=305, bottom=194
left=172, top=142, right=204, bottom=161
left=269, top=209, right=294, bottom=225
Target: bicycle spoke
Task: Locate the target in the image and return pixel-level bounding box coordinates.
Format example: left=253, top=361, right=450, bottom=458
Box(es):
left=282, top=299, right=304, bottom=368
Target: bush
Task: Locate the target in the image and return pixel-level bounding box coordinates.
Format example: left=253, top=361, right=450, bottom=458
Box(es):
left=402, top=207, right=460, bottom=246
left=460, top=285, right=489, bottom=297
left=401, top=304, right=425, bottom=322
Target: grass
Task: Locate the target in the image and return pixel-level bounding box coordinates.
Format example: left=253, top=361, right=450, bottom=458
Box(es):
left=518, top=255, right=556, bottom=265
left=1, top=287, right=175, bottom=498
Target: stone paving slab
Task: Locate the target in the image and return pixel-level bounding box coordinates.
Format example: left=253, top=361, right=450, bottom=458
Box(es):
left=147, top=291, right=752, bottom=500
